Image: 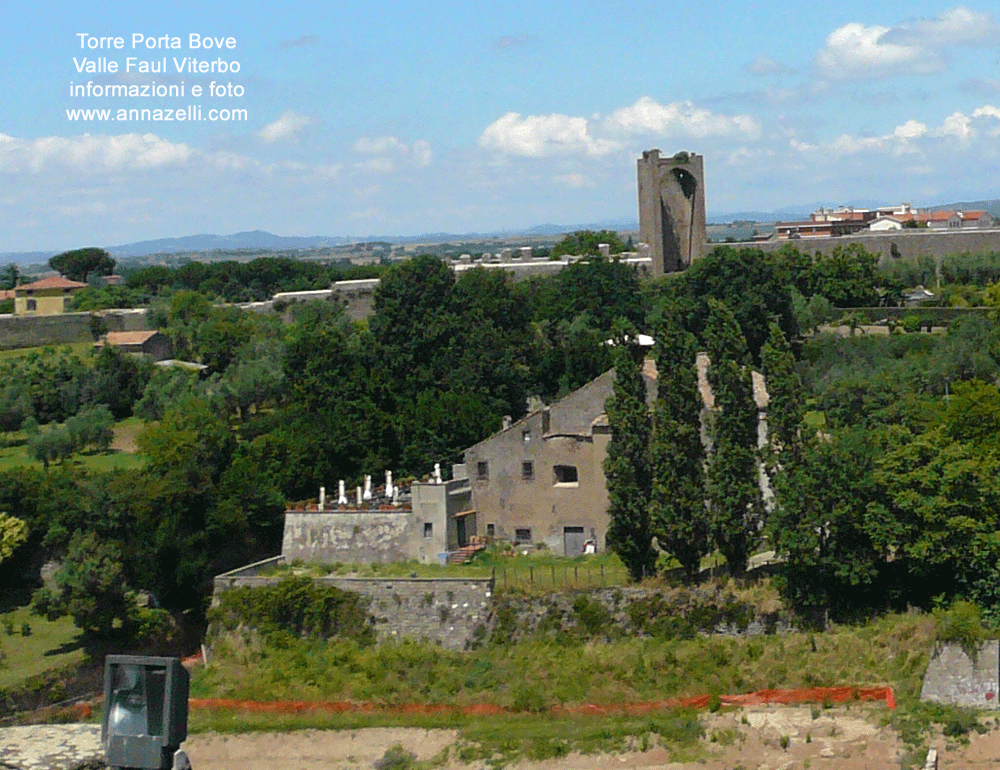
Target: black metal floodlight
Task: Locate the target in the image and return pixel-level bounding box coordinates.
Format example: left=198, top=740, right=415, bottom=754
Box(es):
left=102, top=655, right=189, bottom=770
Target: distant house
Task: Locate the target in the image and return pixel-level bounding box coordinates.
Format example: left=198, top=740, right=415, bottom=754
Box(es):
left=14, top=276, right=89, bottom=315
left=95, top=330, right=172, bottom=361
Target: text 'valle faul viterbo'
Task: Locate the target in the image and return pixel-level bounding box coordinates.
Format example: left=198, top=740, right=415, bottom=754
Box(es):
left=67, top=33, right=247, bottom=123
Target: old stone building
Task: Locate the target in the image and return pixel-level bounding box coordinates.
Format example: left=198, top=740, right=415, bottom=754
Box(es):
left=461, top=355, right=769, bottom=556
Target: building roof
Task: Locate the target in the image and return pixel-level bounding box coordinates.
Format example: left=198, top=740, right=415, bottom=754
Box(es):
left=0, top=289, right=15, bottom=301
left=97, top=330, right=161, bottom=346
left=16, top=276, right=89, bottom=292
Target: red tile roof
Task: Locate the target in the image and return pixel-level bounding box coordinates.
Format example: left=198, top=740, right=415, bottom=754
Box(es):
left=97, top=331, right=160, bottom=346
left=16, top=276, right=89, bottom=291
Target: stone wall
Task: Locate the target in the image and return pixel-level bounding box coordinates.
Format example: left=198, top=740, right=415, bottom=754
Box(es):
left=0, top=309, right=149, bottom=350
left=491, top=586, right=795, bottom=644
left=212, top=565, right=494, bottom=650
left=920, top=641, right=1000, bottom=709
left=753, top=229, right=1000, bottom=261
left=282, top=508, right=445, bottom=565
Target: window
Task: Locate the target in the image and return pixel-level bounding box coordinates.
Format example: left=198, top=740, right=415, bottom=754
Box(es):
left=26, top=299, right=36, bottom=311
left=423, top=522, right=433, bottom=538
left=515, top=528, right=532, bottom=543
left=522, top=430, right=531, bottom=443
left=553, top=464, right=579, bottom=486
left=63, top=297, right=72, bottom=310
left=486, top=523, right=495, bottom=537
left=476, top=461, right=489, bottom=480
left=521, top=461, right=534, bottom=480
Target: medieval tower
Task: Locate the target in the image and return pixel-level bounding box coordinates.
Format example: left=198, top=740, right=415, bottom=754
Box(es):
left=637, top=150, right=707, bottom=275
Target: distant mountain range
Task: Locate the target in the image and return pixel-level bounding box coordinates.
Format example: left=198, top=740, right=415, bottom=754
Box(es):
left=3, top=200, right=998, bottom=263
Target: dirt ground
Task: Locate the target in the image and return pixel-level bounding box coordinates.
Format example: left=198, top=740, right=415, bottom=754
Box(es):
left=178, top=706, right=1000, bottom=770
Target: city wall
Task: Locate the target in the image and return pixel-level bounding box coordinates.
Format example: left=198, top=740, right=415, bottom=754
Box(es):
left=751, top=229, right=1000, bottom=261
left=0, top=309, right=149, bottom=350
left=213, top=561, right=494, bottom=650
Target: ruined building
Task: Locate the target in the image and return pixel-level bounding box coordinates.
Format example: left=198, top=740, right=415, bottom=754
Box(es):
left=637, top=150, right=707, bottom=274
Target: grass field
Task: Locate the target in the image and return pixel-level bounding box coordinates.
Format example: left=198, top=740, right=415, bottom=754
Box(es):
left=0, top=342, right=94, bottom=361
left=0, top=416, right=146, bottom=473
left=0, top=605, right=84, bottom=690
left=0, top=440, right=145, bottom=473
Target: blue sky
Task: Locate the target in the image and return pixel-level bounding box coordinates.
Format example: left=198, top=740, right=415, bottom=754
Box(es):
left=1, top=0, right=999, bottom=251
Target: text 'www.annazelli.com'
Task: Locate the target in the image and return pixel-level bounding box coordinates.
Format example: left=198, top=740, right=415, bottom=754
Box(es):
left=66, top=106, right=247, bottom=122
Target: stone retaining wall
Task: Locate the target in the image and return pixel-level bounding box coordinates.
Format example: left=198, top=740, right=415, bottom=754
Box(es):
left=920, top=641, right=1000, bottom=709
left=213, top=564, right=493, bottom=650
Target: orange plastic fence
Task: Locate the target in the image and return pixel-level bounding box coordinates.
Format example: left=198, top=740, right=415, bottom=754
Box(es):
left=188, top=686, right=894, bottom=716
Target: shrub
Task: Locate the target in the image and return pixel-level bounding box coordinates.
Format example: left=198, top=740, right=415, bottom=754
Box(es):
left=934, top=600, right=987, bottom=662
left=374, top=744, right=416, bottom=770
left=208, top=575, right=375, bottom=645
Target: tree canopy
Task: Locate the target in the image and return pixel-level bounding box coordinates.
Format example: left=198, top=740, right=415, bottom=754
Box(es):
left=49, top=247, right=116, bottom=283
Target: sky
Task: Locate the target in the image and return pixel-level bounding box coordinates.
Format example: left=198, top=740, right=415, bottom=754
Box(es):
left=1, top=0, right=999, bottom=252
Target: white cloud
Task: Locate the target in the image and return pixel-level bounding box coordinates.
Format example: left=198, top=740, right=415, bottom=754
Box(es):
left=0, top=132, right=193, bottom=173
left=552, top=173, right=590, bottom=188
left=882, top=7, right=1000, bottom=48
left=258, top=110, right=314, bottom=143
left=789, top=107, right=1000, bottom=158
left=816, top=8, right=1000, bottom=81
left=816, top=22, right=942, bottom=79
left=354, top=135, right=408, bottom=154
left=352, top=135, right=433, bottom=172
left=477, top=99, right=759, bottom=158
left=477, top=112, right=621, bottom=157
left=746, top=55, right=792, bottom=76
left=605, top=97, right=761, bottom=140
left=411, top=140, right=432, bottom=167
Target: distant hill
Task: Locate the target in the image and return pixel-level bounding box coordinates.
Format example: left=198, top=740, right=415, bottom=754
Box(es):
left=2, top=200, right=996, bottom=264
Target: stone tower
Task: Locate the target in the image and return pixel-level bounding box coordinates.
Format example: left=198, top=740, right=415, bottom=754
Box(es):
left=637, top=150, right=707, bottom=275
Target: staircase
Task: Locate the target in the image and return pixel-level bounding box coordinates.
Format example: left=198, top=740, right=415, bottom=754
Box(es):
left=447, top=540, right=487, bottom=565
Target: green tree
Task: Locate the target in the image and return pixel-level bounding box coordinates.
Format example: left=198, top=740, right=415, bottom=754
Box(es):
left=48, top=247, right=115, bottom=283
left=603, top=320, right=655, bottom=581
left=0, top=513, right=28, bottom=564
left=869, top=417, right=1000, bottom=615
left=27, top=426, right=75, bottom=468
left=550, top=229, right=628, bottom=258
left=761, top=322, right=804, bottom=465
left=648, top=312, right=709, bottom=583
left=768, top=429, right=883, bottom=611
left=649, top=246, right=798, bottom=364
left=704, top=299, right=763, bottom=576
left=31, top=530, right=133, bottom=639
left=1, top=263, right=19, bottom=291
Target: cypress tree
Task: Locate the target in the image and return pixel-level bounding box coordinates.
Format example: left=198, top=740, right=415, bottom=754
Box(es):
left=760, top=321, right=805, bottom=468
left=649, top=312, right=709, bottom=583
left=704, top=299, right=763, bottom=576
left=603, top=319, right=655, bottom=582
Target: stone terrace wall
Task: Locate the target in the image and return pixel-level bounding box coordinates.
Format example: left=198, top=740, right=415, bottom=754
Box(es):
left=213, top=562, right=494, bottom=650
left=0, top=309, right=149, bottom=350
left=920, top=641, right=1000, bottom=709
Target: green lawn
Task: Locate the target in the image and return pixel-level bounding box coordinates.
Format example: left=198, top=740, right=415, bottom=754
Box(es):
left=0, top=416, right=147, bottom=473
left=0, top=342, right=94, bottom=360
left=0, top=605, right=84, bottom=689
left=0, top=440, right=144, bottom=473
